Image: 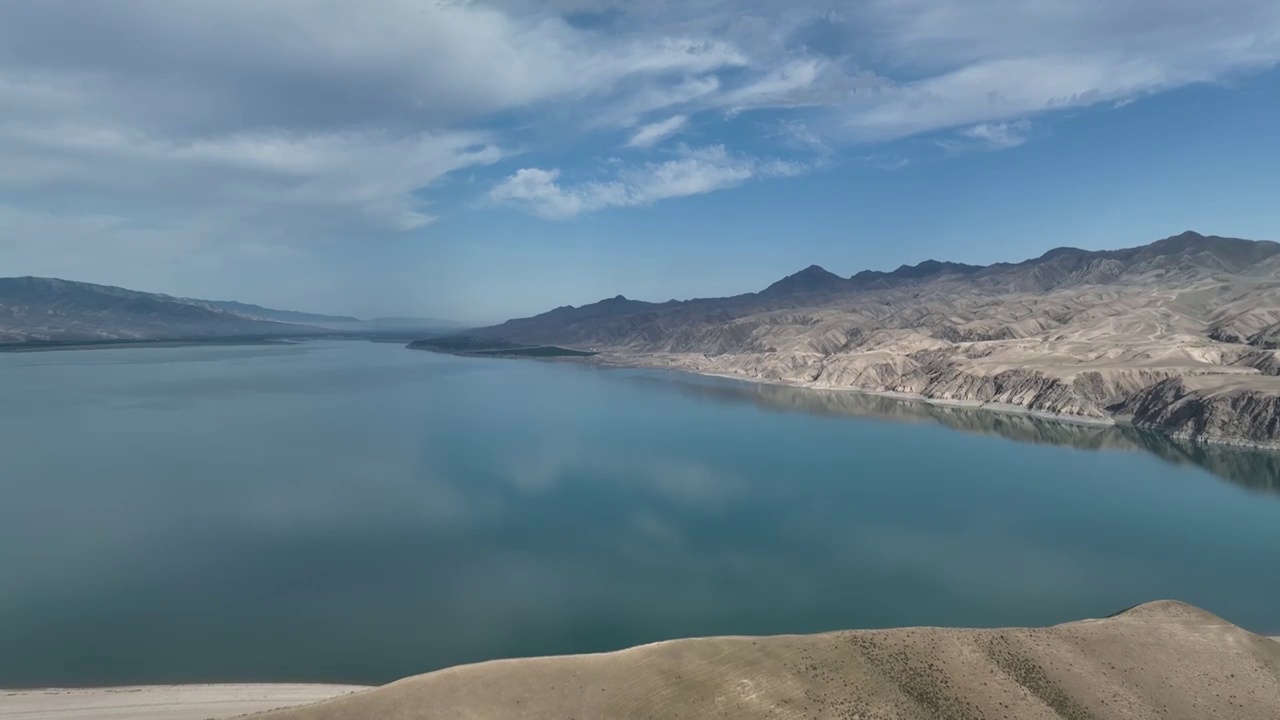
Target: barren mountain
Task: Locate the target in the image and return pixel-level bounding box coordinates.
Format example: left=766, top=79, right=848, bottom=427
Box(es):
left=0, top=277, right=318, bottom=344
left=200, top=300, right=360, bottom=326
left=256, top=601, right=1280, bottom=720
left=461, top=232, right=1280, bottom=448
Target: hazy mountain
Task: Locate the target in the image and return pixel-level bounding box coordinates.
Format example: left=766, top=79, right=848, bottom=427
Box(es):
left=361, top=316, right=471, bottom=332
left=201, top=300, right=359, bottom=325
left=0, top=276, right=470, bottom=344
left=477, top=231, right=1280, bottom=343
left=0, top=277, right=322, bottom=344
left=850, top=259, right=985, bottom=288
left=460, top=232, right=1280, bottom=447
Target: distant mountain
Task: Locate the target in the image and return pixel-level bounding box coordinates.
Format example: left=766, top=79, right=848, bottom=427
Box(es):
left=0, top=276, right=472, bottom=344
left=455, top=231, right=1280, bottom=448
left=363, top=316, right=471, bottom=331
left=850, top=259, right=984, bottom=289
left=201, top=300, right=359, bottom=326
left=477, top=231, right=1280, bottom=341
left=196, top=304, right=467, bottom=332
left=0, top=277, right=323, bottom=345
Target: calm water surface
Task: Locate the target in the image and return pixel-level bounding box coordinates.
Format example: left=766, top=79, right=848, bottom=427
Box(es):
left=2, top=340, right=1278, bottom=687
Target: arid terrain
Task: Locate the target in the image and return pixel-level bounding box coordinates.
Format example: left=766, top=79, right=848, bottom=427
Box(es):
left=464, top=232, right=1280, bottom=448
left=6, top=608, right=1275, bottom=720
left=249, top=601, right=1278, bottom=720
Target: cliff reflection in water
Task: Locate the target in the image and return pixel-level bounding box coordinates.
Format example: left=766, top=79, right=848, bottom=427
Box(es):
left=654, top=373, right=1280, bottom=494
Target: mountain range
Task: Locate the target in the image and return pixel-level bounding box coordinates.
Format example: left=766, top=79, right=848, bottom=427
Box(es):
left=7, top=232, right=1279, bottom=447
left=0, top=276, right=461, bottom=345
left=459, top=231, right=1280, bottom=448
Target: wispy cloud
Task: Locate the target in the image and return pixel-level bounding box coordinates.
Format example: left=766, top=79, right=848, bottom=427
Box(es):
left=490, top=145, right=805, bottom=218
left=859, top=154, right=912, bottom=172
left=952, top=119, right=1029, bottom=150
left=626, top=115, right=689, bottom=148
left=3, top=0, right=1280, bottom=262
left=0, top=1, right=746, bottom=248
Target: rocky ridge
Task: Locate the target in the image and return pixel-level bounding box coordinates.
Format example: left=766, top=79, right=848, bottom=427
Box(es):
left=464, top=232, right=1280, bottom=448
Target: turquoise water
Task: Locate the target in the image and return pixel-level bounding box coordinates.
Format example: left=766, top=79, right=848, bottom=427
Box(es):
left=1, top=340, right=1278, bottom=687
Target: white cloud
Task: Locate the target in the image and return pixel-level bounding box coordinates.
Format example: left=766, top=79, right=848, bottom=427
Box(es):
left=955, top=120, right=1033, bottom=150
left=0, top=1, right=747, bottom=252
left=594, top=76, right=723, bottom=128
left=490, top=145, right=805, bottom=218
left=841, top=55, right=1173, bottom=141
left=3, top=0, right=1280, bottom=273
left=718, top=58, right=836, bottom=113
left=835, top=0, right=1279, bottom=140
left=0, top=120, right=504, bottom=233
left=626, top=115, right=689, bottom=148
left=0, top=2, right=747, bottom=129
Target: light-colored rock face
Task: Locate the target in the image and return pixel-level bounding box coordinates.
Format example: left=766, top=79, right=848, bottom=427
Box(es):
left=254, top=601, right=1280, bottom=720
left=470, top=233, right=1280, bottom=447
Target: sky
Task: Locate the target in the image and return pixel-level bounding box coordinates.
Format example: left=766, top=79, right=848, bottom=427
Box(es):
left=1, top=1, right=1278, bottom=322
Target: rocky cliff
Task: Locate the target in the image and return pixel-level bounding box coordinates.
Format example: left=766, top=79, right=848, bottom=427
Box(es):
left=1112, top=377, right=1280, bottom=447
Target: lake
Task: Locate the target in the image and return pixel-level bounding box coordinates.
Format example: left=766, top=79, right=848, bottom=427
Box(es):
left=2, top=340, right=1278, bottom=688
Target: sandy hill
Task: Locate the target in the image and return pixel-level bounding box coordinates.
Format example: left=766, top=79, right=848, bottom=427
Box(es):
left=256, top=601, right=1280, bottom=720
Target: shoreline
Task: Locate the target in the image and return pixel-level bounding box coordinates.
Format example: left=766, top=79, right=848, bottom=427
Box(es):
left=686, top=367, right=1120, bottom=427
left=14, top=628, right=1280, bottom=717
left=592, top=354, right=1118, bottom=428
left=0, top=684, right=369, bottom=720
left=10, top=337, right=1277, bottom=451
left=9, top=637, right=1277, bottom=719
left=18, top=614, right=1270, bottom=720
left=584, top=353, right=1280, bottom=451
left=0, top=338, right=298, bottom=353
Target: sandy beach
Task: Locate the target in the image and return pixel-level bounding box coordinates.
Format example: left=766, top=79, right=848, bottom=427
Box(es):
left=0, top=684, right=368, bottom=720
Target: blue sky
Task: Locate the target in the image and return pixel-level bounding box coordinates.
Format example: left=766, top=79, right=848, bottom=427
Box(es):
left=1, top=1, right=1278, bottom=322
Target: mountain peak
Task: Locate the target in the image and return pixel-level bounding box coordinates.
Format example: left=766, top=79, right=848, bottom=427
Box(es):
left=760, top=265, right=847, bottom=297
left=850, top=259, right=983, bottom=286
left=786, top=264, right=840, bottom=280
left=1037, top=246, right=1086, bottom=261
